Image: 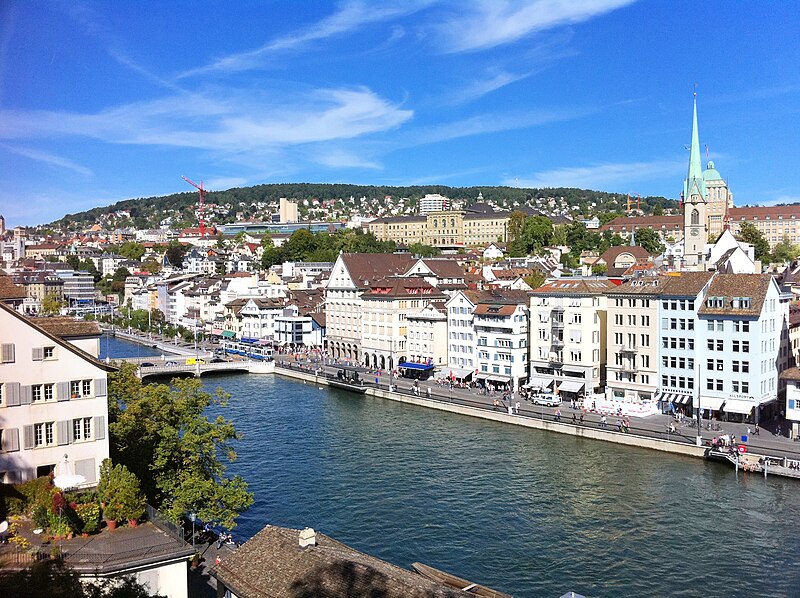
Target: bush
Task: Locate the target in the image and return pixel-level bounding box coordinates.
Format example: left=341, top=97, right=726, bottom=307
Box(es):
left=75, top=503, right=101, bottom=534
left=6, top=477, right=54, bottom=516
left=102, top=464, right=145, bottom=522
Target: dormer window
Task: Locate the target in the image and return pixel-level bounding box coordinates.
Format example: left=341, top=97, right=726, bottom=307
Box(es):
left=706, top=296, right=724, bottom=308
left=732, top=297, right=751, bottom=309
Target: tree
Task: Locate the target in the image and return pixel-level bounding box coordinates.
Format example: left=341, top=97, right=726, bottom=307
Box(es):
left=520, top=216, right=554, bottom=252
left=118, top=242, right=146, bottom=261
left=283, top=229, right=317, bottom=261
left=140, top=258, right=162, bottom=274
left=66, top=255, right=81, bottom=270
left=652, top=203, right=664, bottom=216
left=507, top=210, right=527, bottom=244
left=632, top=228, right=664, bottom=254
left=771, top=236, right=799, bottom=263
left=164, top=241, right=188, bottom=268
left=598, top=211, right=625, bottom=226
left=41, top=292, right=63, bottom=315
left=736, top=222, right=770, bottom=261
left=112, top=267, right=131, bottom=283
left=523, top=271, right=546, bottom=289
left=592, top=262, right=608, bottom=275
left=408, top=243, right=441, bottom=258
left=107, top=364, right=253, bottom=528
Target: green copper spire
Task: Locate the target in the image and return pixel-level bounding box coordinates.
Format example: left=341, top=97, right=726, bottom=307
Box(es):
left=684, top=93, right=706, bottom=201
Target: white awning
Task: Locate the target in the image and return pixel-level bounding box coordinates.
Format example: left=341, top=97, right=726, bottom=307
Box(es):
left=722, top=399, right=755, bottom=415
left=526, top=377, right=553, bottom=389
left=485, top=374, right=511, bottom=384
left=697, top=396, right=726, bottom=411
left=558, top=380, right=585, bottom=394
left=674, top=395, right=690, bottom=405
left=444, top=367, right=474, bottom=380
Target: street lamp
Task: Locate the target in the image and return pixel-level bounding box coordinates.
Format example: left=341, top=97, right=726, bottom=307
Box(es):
left=189, top=512, right=196, bottom=551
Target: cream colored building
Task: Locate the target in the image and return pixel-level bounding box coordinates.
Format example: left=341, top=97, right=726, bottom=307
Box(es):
left=368, top=210, right=510, bottom=248
left=279, top=198, right=299, bottom=223
left=528, top=279, right=615, bottom=397
left=0, top=303, right=113, bottom=484
left=406, top=302, right=448, bottom=367
left=605, top=277, right=663, bottom=403
left=360, top=278, right=446, bottom=370
left=324, top=253, right=414, bottom=362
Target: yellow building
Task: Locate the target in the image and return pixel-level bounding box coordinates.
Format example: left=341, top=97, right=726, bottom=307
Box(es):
left=368, top=209, right=510, bottom=248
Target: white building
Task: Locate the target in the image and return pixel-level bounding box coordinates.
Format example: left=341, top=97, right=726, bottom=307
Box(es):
left=419, top=193, right=450, bottom=215
left=405, top=301, right=448, bottom=367
left=0, top=303, right=113, bottom=484
left=472, top=290, right=530, bottom=391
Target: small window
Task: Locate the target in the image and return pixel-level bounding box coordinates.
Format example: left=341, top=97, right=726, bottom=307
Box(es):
left=43, top=346, right=55, bottom=359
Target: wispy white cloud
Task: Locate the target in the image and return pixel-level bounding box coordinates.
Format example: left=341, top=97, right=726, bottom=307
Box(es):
left=456, top=70, right=534, bottom=103
left=0, top=87, right=413, bottom=153
left=0, top=143, right=93, bottom=176
left=203, top=176, right=251, bottom=190
left=758, top=194, right=800, bottom=207
left=431, top=0, right=636, bottom=54
left=178, top=1, right=433, bottom=79
left=314, top=149, right=382, bottom=170
left=507, top=159, right=683, bottom=190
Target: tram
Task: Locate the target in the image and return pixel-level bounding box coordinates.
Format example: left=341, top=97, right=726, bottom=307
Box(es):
left=221, top=338, right=274, bottom=360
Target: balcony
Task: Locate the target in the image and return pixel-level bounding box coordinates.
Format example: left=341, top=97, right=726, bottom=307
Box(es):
left=548, top=353, right=563, bottom=366
left=620, top=363, right=638, bottom=373
left=619, top=344, right=637, bottom=354
left=551, top=320, right=564, bottom=330
left=551, top=338, right=564, bottom=349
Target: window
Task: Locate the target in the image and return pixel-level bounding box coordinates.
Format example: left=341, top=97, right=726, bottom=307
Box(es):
left=70, top=381, right=80, bottom=398
left=43, top=346, right=55, bottom=359
left=742, top=341, right=750, bottom=353
left=31, top=385, right=42, bottom=402
left=1, top=343, right=14, bottom=364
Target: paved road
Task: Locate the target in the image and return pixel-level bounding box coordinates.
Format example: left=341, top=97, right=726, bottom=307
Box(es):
left=276, top=357, right=800, bottom=463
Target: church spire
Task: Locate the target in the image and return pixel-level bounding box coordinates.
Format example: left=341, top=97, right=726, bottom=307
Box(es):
left=684, top=92, right=706, bottom=201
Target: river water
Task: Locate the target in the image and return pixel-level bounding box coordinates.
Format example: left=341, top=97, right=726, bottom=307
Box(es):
left=106, top=338, right=800, bottom=597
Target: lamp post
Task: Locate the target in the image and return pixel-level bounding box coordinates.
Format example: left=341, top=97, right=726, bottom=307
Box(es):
left=695, top=393, right=703, bottom=446
left=189, top=512, right=196, bottom=551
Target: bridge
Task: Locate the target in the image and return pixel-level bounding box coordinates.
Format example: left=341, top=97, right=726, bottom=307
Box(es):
left=113, top=356, right=274, bottom=379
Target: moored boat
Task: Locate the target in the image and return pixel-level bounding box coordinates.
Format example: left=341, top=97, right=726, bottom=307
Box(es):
left=411, top=562, right=512, bottom=597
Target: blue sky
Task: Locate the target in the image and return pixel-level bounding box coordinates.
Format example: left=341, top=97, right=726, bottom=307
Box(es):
left=1, top=0, right=799, bottom=226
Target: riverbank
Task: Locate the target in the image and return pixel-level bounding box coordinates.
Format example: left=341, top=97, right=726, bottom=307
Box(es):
left=102, top=327, right=207, bottom=357
left=274, top=361, right=800, bottom=477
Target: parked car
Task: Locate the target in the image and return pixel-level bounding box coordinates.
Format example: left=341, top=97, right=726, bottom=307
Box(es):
left=532, top=393, right=561, bottom=407
left=140, top=362, right=155, bottom=367
left=165, top=361, right=178, bottom=366
left=210, top=357, right=225, bottom=363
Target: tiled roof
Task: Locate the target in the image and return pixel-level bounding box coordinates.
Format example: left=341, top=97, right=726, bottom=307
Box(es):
left=362, top=277, right=446, bottom=300
left=465, top=289, right=530, bottom=305
left=600, top=216, right=682, bottom=230
left=342, top=253, right=416, bottom=289
left=659, top=272, right=715, bottom=296
left=31, top=317, right=102, bottom=338
left=599, top=245, right=652, bottom=265
left=728, top=205, right=800, bottom=220
left=416, top=258, right=465, bottom=279
left=530, top=279, right=616, bottom=295
left=214, top=525, right=471, bottom=598
left=0, top=275, right=29, bottom=300
left=473, top=303, right=518, bottom=316
left=697, top=273, right=773, bottom=316
left=780, top=367, right=800, bottom=382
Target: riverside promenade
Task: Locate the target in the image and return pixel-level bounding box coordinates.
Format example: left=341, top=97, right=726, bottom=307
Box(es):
left=274, top=358, right=800, bottom=475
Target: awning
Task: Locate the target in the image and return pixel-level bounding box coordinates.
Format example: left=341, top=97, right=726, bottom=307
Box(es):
left=674, top=395, right=691, bottom=405
left=399, top=362, right=435, bottom=371
left=221, top=330, right=235, bottom=339
left=525, top=377, right=553, bottom=389
left=696, top=396, right=726, bottom=411
left=211, top=328, right=223, bottom=336
left=558, top=380, right=585, bottom=394
left=240, top=337, right=258, bottom=343
left=446, top=367, right=474, bottom=380
left=256, top=339, right=273, bottom=346
left=482, top=374, right=510, bottom=384
left=722, top=399, right=755, bottom=415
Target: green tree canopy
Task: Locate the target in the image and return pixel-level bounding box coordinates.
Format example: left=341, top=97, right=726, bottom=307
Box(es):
left=118, top=241, right=146, bottom=261
left=736, top=222, right=770, bottom=261
left=408, top=243, right=441, bottom=258
left=632, top=228, right=665, bottom=254
left=771, top=236, right=799, bottom=263
left=107, top=364, right=253, bottom=528
left=164, top=240, right=189, bottom=268
left=112, top=267, right=132, bottom=283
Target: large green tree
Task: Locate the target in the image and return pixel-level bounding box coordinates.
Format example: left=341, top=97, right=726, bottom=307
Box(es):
left=771, top=236, right=799, bottom=263
left=632, top=228, right=665, bottom=254
left=118, top=241, right=146, bottom=261
left=736, top=222, right=770, bottom=261
left=107, top=364, right=253, bottom=528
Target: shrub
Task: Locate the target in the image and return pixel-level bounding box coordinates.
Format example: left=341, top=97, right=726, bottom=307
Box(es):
left=75, top=503, right=101, bottom=534
left=102, top=464, right=145, bottom=522
left=6, top=477, right=54, bottom=516
left=32, top=505, right=49, bottom=530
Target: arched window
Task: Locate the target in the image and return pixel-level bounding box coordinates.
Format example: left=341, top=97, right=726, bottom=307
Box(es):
left=450, top=218, right=456, bottom=228
left=433, top=219, right=438, bottom=228
left=691, top=209, right=699, bottom=225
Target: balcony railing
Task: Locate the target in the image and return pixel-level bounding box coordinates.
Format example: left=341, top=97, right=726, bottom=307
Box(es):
left=619, top=344, right=637, bottom=353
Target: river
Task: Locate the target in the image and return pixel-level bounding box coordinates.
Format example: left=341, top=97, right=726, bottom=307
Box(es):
left=106, top=338, right=800, bottom=597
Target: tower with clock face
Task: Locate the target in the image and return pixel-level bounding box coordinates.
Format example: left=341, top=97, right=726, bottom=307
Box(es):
left=683, top=94, right=707, bottom=269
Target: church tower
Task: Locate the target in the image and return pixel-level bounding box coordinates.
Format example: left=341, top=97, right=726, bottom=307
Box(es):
left=683, top=94, right=707, bottom=268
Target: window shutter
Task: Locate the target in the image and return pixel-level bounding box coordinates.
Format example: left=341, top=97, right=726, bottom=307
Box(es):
left=20, top=385, right=32, bottom=405
left=58, top=420, right=71, bottom=445
left=31, top=347, right=43, bottom=361
left=23, top=425, right=34, bottom=450
left=8, top=428, right=20, bottom=452
left=1, top=344, right=14, bottom=363
left=75, top=458, right=97, bottom=483
left=94, top=378, right=107, bottom=396
left=6, top=383, right=20, bottom=407
left=94, top=416, right=106, bottom=441
left=57, top=381, right=71, bottom=402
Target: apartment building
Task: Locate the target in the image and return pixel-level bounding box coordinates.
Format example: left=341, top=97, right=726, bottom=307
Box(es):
left=360, top=278, right=446, bottom=370
left=605, top=277, right=664, bottom=404
left=444, top=291, right=479, bottom=381
left=655, top=272, right=714, bottom=410
left=472, top=290, right=530, bottom=391
left=325, top=253, right=414, bottom=363
left=696, top=274, right=785, bottom=423
left=406, top=302, right=448, bottom=367
left=529, top=279, right=615, bottom=398
left=0, top=303, right=114, bottom=484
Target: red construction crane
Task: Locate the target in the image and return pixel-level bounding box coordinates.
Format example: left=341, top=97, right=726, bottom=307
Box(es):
left=182, top=175, right=208, bottom=236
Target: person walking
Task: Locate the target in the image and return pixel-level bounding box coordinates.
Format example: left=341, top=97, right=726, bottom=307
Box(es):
left=579, top=412, right=585, bottom=425
left=515, top=401, right=521, bottom=414
left=555, top=408, right=561, bottom=422
left=600, top=415, right=607, bottom=428
left=572, top=413, right=577, bottom=424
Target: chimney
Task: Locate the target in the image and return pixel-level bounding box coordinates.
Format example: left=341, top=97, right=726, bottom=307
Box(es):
left=299, top=527, right=316, bottom=548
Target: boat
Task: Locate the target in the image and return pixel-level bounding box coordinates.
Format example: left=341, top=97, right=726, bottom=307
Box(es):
left=327, top=368, right=368, bottom=394
left=411, top=562, right=512, bottom=597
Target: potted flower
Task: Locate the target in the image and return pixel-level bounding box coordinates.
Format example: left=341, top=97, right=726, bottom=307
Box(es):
left=75, top=502, right=101, bottom=535
left=102, top=463, right=146, bottom=528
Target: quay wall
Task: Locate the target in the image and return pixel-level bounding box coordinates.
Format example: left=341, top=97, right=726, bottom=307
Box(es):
left=276, top=366, right=708, bottom=461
